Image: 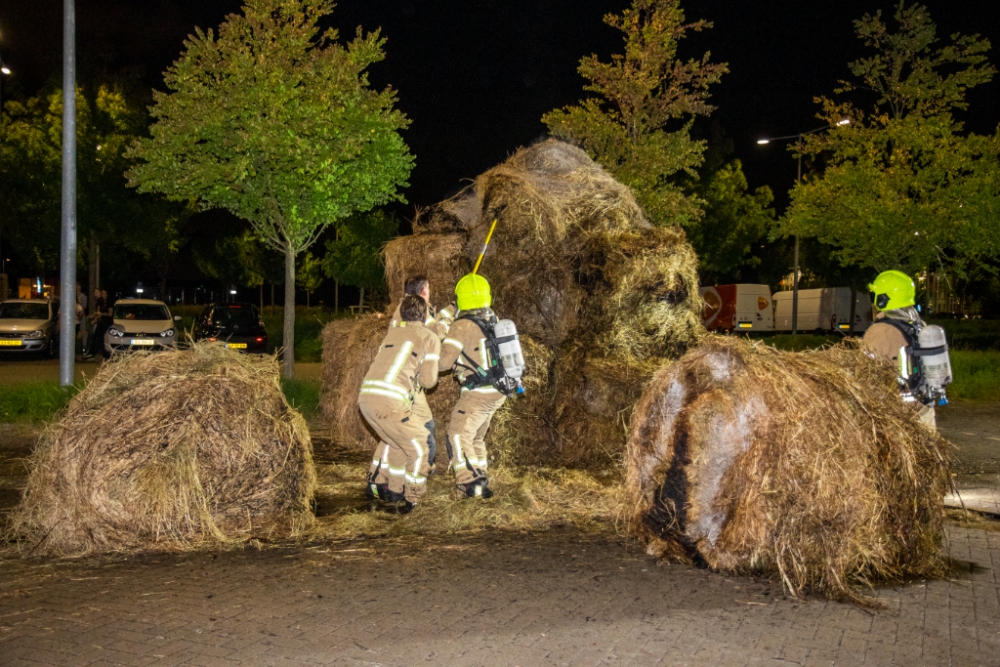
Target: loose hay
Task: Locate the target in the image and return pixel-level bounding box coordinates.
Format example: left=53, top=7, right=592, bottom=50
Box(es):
left=626, top=337, right=950, bottom=602
left=8, top=344, right=316, bottom=557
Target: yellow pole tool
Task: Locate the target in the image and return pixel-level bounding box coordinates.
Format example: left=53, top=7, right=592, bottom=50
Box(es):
left=471, top=217, right=498, bottom=275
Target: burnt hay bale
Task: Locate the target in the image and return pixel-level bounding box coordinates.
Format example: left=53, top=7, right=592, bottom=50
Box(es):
left=9, top=344, right=316, bottom=557
left=626, top=337, right=950, bottom=601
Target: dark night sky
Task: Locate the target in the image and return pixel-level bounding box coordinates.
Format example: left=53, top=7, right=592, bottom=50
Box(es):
left=2, top=0, right=999, bottom=213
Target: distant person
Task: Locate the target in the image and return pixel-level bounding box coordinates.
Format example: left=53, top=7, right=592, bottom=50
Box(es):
left=76, top=283, right=89, bottom=354
left=86, top=288, right=111, bottom=359
left=863, top=270, right=952, bottom=430
left=359, top=294, right=441, bottom=513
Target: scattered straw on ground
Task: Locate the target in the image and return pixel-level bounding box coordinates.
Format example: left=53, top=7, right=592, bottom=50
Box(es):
left=307, top=459, right=625, bottom=541
left=626, top=336, right=950, bottom=603
left=7, top=344, right=315, bottom=557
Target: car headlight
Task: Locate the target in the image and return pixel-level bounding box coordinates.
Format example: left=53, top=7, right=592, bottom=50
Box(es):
left=160, top=328, right=176, bottom=338
left=25, top=330, right=44, bottom=339
left=109, top=328, right=125, bottom=337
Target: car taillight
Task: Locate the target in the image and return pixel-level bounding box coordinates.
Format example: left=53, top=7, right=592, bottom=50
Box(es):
left=255, top=337, right=264, bottom=342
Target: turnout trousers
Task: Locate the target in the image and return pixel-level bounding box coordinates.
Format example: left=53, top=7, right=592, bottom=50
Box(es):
left=359, top=395, right=430, bottom=503
left=367, top=390, right=436, bottom=482
left=446, top=386, right=506, bottom=485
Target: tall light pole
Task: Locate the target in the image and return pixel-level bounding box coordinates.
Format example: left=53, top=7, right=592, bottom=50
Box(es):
left=1, top=54, right=10, bottom=300
left=59, top=0, right=77, bottom=386
left=757, top=119, right=849, bottom=335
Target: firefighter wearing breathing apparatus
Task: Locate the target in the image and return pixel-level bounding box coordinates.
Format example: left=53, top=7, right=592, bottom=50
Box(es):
left=439, top=273, right=526, bottom=498
left=386, top=276, right=455, bottom=473
left=359, top=294, right=442, bottom=513
left=863, top=270, right=952, bottom=430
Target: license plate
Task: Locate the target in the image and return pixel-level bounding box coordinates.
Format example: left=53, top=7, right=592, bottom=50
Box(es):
left=737, top=323, right=753, bottom=329
left=0, top=339, right=23, bottom=347
left=131, top=339, right=155, bottom=346
left=227, top=343, right=247, bottom=349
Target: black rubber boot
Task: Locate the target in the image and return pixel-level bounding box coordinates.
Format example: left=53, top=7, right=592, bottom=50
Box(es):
left=398, top=501, right=416, bottom=515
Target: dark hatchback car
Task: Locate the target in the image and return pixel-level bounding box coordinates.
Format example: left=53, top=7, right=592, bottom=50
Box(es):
left=193, top=302, right=268, bottom=352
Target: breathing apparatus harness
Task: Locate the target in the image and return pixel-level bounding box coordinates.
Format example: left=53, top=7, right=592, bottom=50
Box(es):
left=874, top=316, right=951, bottom=406
left=453, top=312, right=524, bottom=397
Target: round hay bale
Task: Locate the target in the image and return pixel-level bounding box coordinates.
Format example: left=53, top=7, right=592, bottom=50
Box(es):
left=626, top=337, right=950, bottom=601
left=320, top=314, right=385, bottom=448
left=9, top=344, right=315, bottom=557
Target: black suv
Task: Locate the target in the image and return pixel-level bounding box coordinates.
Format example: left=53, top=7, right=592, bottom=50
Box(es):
left=193, top=302, right=268, bottom=353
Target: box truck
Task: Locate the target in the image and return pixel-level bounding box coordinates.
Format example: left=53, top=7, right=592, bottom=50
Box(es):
left=700, top=284, right=774, bottom=332
left=773, top=288, right=873, bottom=333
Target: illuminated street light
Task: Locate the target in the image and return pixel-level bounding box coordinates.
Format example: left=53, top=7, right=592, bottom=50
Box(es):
left=755, top=118, right=851, bottom=335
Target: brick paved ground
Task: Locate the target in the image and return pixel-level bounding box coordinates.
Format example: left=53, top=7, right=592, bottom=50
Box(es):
left=0, top=525, right=998, bottom=667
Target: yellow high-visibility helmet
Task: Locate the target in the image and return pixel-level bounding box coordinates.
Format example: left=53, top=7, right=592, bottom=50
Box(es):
left=455, top=273, right=492, bottom=311
left=869, top=270, right=916, bottom=311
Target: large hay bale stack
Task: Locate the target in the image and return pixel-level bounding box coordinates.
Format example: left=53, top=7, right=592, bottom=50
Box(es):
left=321, top=314, right=387, bottom=447
left=9, top=345, right=316, bottom=557
left=322, top=139, right=703, bottom=466
left=626, top=337, right=950, bottom=601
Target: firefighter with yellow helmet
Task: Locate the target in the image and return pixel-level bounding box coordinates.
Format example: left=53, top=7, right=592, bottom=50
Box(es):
left=863, top=270, right=952, bottom=430
left=439, top=273, right=525, bottom=498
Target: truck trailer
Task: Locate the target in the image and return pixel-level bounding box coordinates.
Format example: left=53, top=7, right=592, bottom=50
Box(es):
left=772, top=288, right=873, bottom=333
left=700, top=284, right=774, bottom=332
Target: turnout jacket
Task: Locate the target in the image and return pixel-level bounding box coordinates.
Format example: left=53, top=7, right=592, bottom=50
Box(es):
left=360, top=322, right=441, bottom=404
left=390, top=301, right=455, bottom=339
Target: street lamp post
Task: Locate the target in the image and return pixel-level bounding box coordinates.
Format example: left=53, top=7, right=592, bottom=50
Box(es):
left=59, top=0, right=78, bottom=387
left=757, top=119, right=849, bottom=336
left=0, top=53, right=10, bottom=300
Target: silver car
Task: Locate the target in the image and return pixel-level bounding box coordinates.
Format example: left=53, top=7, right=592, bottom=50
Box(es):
left=104, top=299, right=181, bottom=357
left=0, top=299, right=59, bottom=355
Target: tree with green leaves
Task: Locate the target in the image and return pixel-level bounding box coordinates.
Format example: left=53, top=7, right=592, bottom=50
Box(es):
left=777, top=2, right=999, bottom=277
left=321, top=209, right=399, bottom=311
left=127, top=0, right=413, bottom=378
left=296, top=250, right=323, bottom=308
left=0, top=83, right=191, bottom=289
left=689, top=159, right=774, bottom=284
left=542, top=0, right=727, bottom=227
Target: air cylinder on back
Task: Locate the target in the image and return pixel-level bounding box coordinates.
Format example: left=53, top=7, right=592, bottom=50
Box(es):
left=917, top=324, right=952, bottom=398
left=494, top=319, right=525, bottom=380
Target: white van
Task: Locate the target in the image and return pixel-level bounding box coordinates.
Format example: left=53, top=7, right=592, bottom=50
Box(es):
left=773, top=288, right=873, bottom=333
left=700, top=284, right=774, bottom=332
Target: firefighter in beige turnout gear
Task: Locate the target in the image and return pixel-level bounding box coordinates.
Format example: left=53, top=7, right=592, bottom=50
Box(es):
left=439, top=274, right=506, bottom=498
left=387, top=276, right=455, bottom=472
left=359, top=295, right=442, bottom=511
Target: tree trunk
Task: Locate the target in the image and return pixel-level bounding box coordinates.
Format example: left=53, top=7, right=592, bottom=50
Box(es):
left=359, top=286, right=365, bottom=311
left=270, top=282, right=275, bottom=313
left=259, top=283, right=264, bottom=314
left=88, top=233, right=98, bottom=316
left=334, top=279, right=339, bottom=313
left=306, top=290, right=310, bottom=308
left=283, top=247, right=296, bottom=380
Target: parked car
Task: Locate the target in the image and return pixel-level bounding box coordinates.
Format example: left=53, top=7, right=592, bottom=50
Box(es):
left=773, top=288, right=873, bottom=333
left=192, top=302, right=268, bottom=353
left=0, top=298, right=59, bottom=355
left=699, top=284, right=774, bottom=332
left=104, top=299, right=181, bottom=358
